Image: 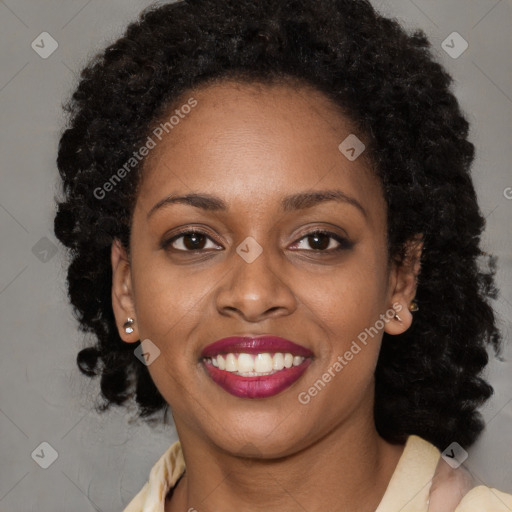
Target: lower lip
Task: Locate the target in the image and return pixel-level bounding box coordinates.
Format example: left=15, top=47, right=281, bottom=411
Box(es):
left=202, top=358, right=312, bottom=399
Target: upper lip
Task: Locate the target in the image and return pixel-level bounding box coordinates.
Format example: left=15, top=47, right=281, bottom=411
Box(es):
left=201, top=335, right=314, bottom=358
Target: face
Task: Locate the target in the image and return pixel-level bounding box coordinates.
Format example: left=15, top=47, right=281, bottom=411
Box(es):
left=111, top=80, right=418, bottom=457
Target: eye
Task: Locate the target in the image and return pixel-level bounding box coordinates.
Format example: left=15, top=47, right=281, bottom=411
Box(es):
left=161, top=228, right=352, bottom=254
left=162, top=229, right=222, bottom=252
left=290, top=230, right=351, bottom=252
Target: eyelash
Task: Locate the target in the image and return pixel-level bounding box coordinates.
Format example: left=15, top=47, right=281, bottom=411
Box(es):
left=161, top=228, right=352, bottom=254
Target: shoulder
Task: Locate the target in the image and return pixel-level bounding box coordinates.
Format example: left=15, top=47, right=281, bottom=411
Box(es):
left=123, top=440, right=185, bottom=512
left=380, top=435, right=512, bottom=512
left=429, top=455, right=512, bottom=512
left=454, top=485, right=512, bottom=511
left=123, top=482, right=149, bottom=512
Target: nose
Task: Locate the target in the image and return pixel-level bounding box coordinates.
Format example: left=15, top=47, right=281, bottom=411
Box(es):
left=214, top=242, right=298, bottom=322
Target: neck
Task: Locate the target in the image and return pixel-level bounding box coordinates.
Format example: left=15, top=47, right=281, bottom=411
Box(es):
left=166, top=409, right=405, bottom=512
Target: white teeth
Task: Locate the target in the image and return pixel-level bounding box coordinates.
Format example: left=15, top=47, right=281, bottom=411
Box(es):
left=237, top=353, right=254, bottom=373
left=272, top=352, right=285, bottom=370
left=254, top=353, right=273, bottom=373
left=225, top=353, right=237, bottom=372
left=206, top=352, right=306, bottom=376
left=292, top=356, right=303, bottom=366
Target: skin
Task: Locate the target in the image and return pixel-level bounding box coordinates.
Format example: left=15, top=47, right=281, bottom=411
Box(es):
left=111, top=80, right=424, bottom=512
left=428, top=459, right=475, bottom=511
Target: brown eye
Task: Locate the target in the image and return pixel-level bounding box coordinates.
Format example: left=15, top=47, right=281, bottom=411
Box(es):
left=290, top=230, right=352, bottom=252
left=162, top=230, right=221, bottom=252
left=181, top=232, right=207, bottom=250
left=306, top=232, right=331, bottom=250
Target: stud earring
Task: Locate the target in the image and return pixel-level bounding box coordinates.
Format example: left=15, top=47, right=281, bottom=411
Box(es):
left=394, top=311, right=402, bottom=322
left=123, top=317, right=135, bottom=334
left=409, top=300, right=419, bottom=312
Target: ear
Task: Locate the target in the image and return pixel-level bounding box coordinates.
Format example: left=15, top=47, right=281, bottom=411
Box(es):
left=384, top=234, right=423, bottom=336
left=111, top=238, right=139, bottom=343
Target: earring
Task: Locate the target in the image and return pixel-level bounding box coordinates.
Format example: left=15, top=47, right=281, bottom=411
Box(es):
left=409, top=300, right=419, bottom=312
left=393, top=305, right=402, bottom=322
left=123, top=317, right=135, bottom=334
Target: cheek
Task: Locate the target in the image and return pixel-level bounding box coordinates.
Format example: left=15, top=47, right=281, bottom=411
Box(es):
left=297, top=269, right=385, bottom=416
left=302, top=257, right=388, bottom=346
left=130, top=281, right=205, bottom=418
left=131, top=252, right=206, bottom=340
left=129, top=257, right=209, bottom=396
left=299, top=251, right=389, bottom=394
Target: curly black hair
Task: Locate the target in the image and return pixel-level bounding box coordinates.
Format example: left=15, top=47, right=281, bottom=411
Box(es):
left=53, top=0, right=502, bottom=450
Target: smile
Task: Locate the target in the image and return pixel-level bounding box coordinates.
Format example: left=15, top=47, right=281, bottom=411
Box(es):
left=201, top=336, right=313, bottom=399
left=205, top=352, right=306, bottom=375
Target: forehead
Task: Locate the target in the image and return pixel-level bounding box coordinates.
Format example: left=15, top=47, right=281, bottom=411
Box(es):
left=136, top=79, right=384, bottom=219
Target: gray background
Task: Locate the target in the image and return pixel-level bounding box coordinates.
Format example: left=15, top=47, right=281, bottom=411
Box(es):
left=0, top=1, right=511, bottom=511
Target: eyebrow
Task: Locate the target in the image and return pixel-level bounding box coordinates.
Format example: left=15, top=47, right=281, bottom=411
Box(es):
left=146, top=189, right=367, bottom=219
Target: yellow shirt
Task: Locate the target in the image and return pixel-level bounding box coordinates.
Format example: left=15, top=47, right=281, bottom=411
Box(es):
left=123, top=434, right=512, bottom=512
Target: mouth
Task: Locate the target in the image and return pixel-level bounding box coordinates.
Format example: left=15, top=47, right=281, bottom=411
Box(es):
left=200, top=336, right=313, bottom=399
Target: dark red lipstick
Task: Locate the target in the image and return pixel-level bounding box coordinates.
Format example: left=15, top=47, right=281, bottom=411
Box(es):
left=201, top=336, right=313, bottom=358
left=200, top=336, right=313, bottom=399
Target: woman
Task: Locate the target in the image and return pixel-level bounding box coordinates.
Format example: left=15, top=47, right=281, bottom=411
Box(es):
left=53, top=0, right=511, bottom=510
